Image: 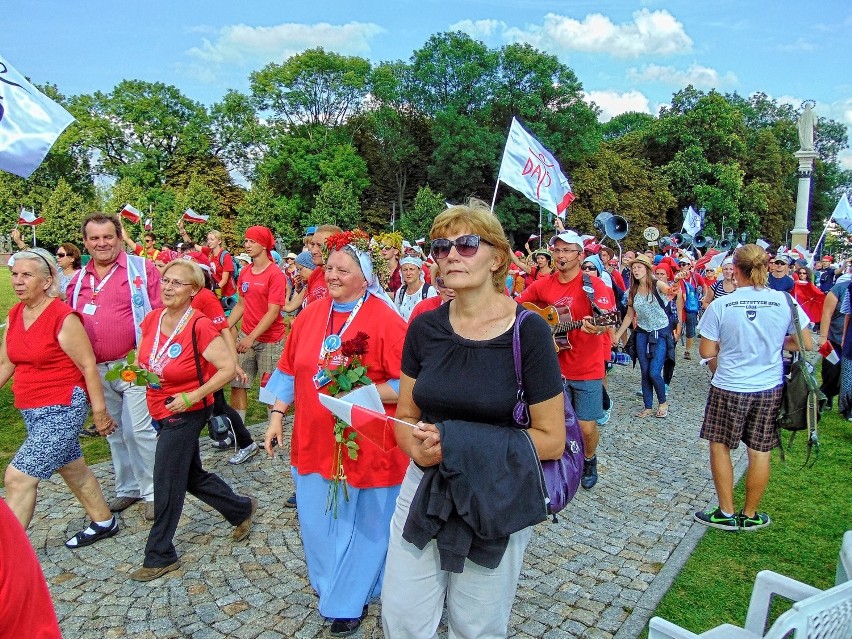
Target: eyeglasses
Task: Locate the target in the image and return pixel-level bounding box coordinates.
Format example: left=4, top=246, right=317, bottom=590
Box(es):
left=550, top=247, right=582, bottom=256
left=581, top=265, right=597, bottom=271
left=798, top=271, right=808, bottom=275
left=771, top=260, right=787, bottom=266
left=380, top=246, right=395, bottom=251
left=56, top=252, right=67, bottom=257
left=160, top=277, right=190, bottom=288
left=430, top=235, right=492, bottom=259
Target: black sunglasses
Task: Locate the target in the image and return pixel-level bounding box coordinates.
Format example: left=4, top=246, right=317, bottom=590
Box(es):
left=430, top=235, right=492, bottom=259
left=771, top=260, right=787, bottom=266
left=581, top=264, right=598, bottom=271
left=56, top=252, right=67, bottom=257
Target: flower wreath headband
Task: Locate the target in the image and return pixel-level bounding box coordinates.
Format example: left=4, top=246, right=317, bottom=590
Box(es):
left=324, top=229, right=391, bottom=290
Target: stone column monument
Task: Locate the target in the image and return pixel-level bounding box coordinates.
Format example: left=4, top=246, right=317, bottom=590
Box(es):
left=791, top=101, right=818, bottom=249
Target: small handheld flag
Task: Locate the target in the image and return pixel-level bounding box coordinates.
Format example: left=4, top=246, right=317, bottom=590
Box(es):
left=18, top=207, right=44, bottom=226
left=120, top=204, right=141, bottom=224
left=183, top=208, right=209, bottom=224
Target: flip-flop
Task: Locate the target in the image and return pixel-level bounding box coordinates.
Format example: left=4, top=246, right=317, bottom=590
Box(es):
left=636, top=409, right=654, bottom=418
left=655, top=408, right=669, bottom=418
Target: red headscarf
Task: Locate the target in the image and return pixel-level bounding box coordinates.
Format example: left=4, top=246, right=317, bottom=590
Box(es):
left=245, top=226, right=275, bottom=259
left=654, top=262, right=673, bottom=281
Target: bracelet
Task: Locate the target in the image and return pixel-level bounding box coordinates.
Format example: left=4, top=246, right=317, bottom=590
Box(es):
left=180, top=392, right=192, bottom=408
left=271, top=409, right=286, bottom=417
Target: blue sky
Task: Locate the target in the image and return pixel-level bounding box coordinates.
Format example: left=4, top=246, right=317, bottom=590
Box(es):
left=3, top=1, right=851, bottom=167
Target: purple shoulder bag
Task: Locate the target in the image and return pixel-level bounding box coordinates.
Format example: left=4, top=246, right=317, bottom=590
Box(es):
left=512, top=310, right=585, bottom=515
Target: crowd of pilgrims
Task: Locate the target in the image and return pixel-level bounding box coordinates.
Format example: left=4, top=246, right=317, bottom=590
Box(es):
left=0, top=203, right=840, bottom=637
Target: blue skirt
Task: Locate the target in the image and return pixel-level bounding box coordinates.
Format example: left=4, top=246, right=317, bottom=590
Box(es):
left=292, top=468, right=400, bottom=618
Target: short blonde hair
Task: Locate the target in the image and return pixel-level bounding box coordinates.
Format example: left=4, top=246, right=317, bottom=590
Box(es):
left=162, top=260, right=205, bottom=291
left=430, top=198, right=510, bottom=290
left=207, top=230, right=222, bottom=243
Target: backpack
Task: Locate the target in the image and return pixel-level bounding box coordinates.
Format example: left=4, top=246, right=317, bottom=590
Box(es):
left=683, top=280, right=699, bottom=313
left=218, top=250, right=240, bottom=284
left=776, top=293, right=825, bottom=466
left=395, top=282, right=432, bottom=308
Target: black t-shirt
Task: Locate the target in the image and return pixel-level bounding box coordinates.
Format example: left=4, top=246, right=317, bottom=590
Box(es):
left=403, top=302, right=563, bottom=428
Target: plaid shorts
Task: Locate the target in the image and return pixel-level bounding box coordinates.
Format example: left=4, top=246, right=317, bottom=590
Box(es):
left=700, top=384, right=783, bottom=452
left=232, top=332, right=284, bottom=389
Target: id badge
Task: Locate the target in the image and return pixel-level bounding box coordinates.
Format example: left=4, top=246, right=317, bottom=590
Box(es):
left=83, top=303, right=97, bottom=315
left=313, top=369, right=332, bottom=390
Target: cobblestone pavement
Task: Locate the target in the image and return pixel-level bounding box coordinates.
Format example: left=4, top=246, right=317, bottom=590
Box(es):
left=19, top=356, right=745, bottom=638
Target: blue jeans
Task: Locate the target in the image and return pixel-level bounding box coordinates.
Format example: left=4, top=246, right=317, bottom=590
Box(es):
left=636, top=331, right=667, bottom=408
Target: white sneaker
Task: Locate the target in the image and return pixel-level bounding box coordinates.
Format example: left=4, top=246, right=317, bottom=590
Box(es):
left=229, top=442, right=259, bottom=465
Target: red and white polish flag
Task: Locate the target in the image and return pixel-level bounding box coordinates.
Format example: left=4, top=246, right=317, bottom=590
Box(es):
left=183, top=208, right=209, bottom=224
left=120, top=204, right=141, bottom=224
left=18, top=207, right=44, bottom=225
left=319, top=392, right=409, bottom=452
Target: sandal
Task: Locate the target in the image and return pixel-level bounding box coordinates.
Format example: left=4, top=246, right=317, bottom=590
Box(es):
left=65, top=517, right=119, bottom=549
left=655, top=407, right=669, bottom=418
left=636, top=408, right=654, bottom=418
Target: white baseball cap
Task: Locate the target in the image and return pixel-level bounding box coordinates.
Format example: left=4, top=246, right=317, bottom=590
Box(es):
left=549, top=231, right=584, bottom=248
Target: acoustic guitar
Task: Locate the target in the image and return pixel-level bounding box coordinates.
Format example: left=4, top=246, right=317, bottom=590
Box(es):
left=522, top=302, right=621, bottom=351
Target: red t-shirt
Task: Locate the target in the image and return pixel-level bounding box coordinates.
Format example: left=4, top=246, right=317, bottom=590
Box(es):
left=133, top=245, right=160, bottom=261
left=0, top=500, right=61, bottom=639
left=204, top=247, right=236, bottom=298
left=236, top=262, right=287, bottom=342
left=7, top=299, right=86, bottom=409
left=192, top=287, right=228, bottom=331
left=408, top=295, right=443, bottom=323
left=138, top=311, right=220, bottom=419
left=305, top=267, right=328, bottom=306
left=516, top=271, right=615, bottom=380
left=278, top=295, right=408, bottom=489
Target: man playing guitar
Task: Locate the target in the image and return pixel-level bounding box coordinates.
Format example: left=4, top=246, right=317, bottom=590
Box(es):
left=516, top=230, right=616, bottom=490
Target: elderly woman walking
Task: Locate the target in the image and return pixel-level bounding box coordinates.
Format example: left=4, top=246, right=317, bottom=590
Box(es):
left=264, top=230, right=408, bottom=636
left=0, top=248, right=118, bottom=548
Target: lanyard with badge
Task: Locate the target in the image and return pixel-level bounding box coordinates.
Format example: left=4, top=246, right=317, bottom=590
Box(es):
left=148, top=307, right=194, bottom=377
left=313, top=295, right=366, bottom=389
left=82, top=263, right=120, bottom=315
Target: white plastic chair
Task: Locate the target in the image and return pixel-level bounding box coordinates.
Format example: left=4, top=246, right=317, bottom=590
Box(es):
left=648, top=571, right=852, bottom=638
left=835, top=530, right=851, bottom=586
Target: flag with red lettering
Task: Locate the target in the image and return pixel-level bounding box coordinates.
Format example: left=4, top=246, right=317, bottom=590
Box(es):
left=0, top=55, right=76, bottom=179
left=497, top=117, right=575, bottom=218
left=18, top=207, right=43, bottom=225
left=120, top=204, right=141, bottom=224
left=183, top=208, right=209, bottom=224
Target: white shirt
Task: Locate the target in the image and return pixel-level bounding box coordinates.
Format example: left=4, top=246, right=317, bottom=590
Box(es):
left=395, top=282, right=438, bottom=322
left=698, top=286, right=809, bottom=392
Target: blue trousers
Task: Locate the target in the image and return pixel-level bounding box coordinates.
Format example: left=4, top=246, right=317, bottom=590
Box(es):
left=636, top=331, right=667, bottom=408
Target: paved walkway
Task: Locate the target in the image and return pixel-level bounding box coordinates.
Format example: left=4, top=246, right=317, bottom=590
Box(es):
left=21, top=357, right=744, bottom=638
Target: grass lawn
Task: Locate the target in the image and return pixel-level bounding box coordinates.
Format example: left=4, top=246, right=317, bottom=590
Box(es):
left=649, top=408, right=852, bottom=635
left=0, top=275, right=270, bottom=485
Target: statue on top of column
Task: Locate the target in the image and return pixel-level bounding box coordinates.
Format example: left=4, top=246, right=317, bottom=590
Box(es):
left=797, top=100, right=817, bottom=152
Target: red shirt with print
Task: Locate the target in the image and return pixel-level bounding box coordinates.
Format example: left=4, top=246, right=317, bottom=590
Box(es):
left=236, top=263, right=287, bottom=342
left=203, top=247, right=236, bottom=297
left=516, top=271, right=615, bottom=380
left=305, top=267, right=328, bottom=306
left=192, top=287, right=228, bottom=330
left=138, top=311, right=221, bottom=420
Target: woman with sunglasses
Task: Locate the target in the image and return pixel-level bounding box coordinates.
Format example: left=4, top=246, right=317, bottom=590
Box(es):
left=382, top=201, right=564, bottom=639
left=792, top=265, right=826, bottom=324
left=55, top=243, right=82, bottom=301
left=264, top=230, right=408, bottom=636
left=130, top=259, right=256, bottom=582
left=702, top=257, right=737, bottom=309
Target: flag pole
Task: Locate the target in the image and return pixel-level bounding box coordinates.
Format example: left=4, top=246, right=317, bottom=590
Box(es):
left=489, top=181, right=500, bottom=214
left=32, top=209, right=36, bottom=247
left=809, top=213, right=835, bottom=267
left=538, top=204, right=543, bottom=249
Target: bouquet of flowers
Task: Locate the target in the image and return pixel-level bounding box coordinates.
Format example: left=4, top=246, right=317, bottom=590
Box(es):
left=104, top=350, right=160, bottom=387
left=324, top=229, right=390, bottom=289
left=323, top=331, right=372, bottom=517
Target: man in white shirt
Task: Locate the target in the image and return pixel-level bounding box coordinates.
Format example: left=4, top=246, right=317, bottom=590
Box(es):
left=394, top=256, right=437, bottom=321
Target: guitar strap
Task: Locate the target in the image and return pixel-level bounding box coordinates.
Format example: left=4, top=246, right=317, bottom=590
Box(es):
left=581, top=273, right=604, bottom=317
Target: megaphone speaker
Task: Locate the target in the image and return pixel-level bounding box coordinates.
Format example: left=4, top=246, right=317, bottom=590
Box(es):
left=604, top=215, right=628, bottom=241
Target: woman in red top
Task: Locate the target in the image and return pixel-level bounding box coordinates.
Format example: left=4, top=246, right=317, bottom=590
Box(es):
left=264, top=231, right=407, bottom=636
left=793, top=265, right=826, bottom=323
left=0, top=248, right=117, bottom=549
left=130, top=259, right=256, bottom=582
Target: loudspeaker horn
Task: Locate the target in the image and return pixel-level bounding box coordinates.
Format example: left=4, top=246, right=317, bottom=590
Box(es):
left=718, top=239, right=732, bottom=251
left=594, top=211, right=629, bottom=241
left=693, top=233, right=708, bottom=248
left=671, top=232, right=693, bottom=247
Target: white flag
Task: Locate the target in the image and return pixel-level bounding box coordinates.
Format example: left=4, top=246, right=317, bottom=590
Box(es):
left=682, top=206, right=703, bottom=237
left=756, top=239, right=770, bottom=250
left=830, top=194, right=852, bottom=233
left=0, top=55, right=75, bottom=179
left=497, top=118, right=574, bottom=218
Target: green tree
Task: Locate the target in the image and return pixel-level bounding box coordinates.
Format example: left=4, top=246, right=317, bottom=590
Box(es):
left=307, top=179, right=362, bottom=230
left=235, top=175, right=304, bottom=249
left=209, top=89, right=268, bottom=180
left=37, top=179, right=88, bottom=248
left=400, top=186, right=445, bottom=241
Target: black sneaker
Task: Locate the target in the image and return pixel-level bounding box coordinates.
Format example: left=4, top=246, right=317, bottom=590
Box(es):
left=693, top=506, right=739, bottom=531
left=738, top=511, right=771, bottom=531
left=581, top=455, right=598, bottom=489
left=210, top=436, right=234, bottom=450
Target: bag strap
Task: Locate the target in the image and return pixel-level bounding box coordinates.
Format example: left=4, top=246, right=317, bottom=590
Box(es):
left=581, top=273, right=603, bottom=316
left=189, top=316, right=209, bottom=410
left=782, top=292, right=806, bottom=361
left=512, top=309, right=534, bottom=426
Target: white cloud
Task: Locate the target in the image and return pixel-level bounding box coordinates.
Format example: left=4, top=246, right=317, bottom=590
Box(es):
left=185, top=21, right=385, bottom=67
left=777, top=38, right=817, bottom=52
left=839, top=149, right=852, bottom=171
left=584, top=90, right=651, bottom=122
left=504, top=9, right=692, bottom=58
left=449, top=19, right=507, bottom=39
left=628, top=63, right=737, bottom=89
